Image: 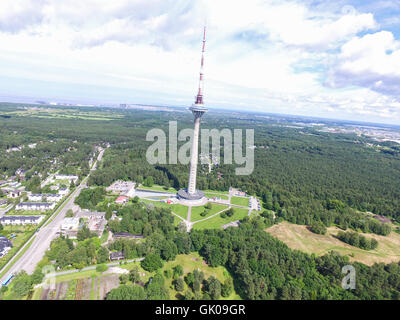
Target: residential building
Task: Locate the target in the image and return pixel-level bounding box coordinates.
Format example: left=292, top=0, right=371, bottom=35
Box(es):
left=0, top=199, right=7, bottom=206
left=110, top=251, right=125, bottom=261
left=8, top=182, right=21, bottom=189
left=16, top=202, right=56, bottom=211
left=60, top=217, right=80, bottom=238
left=75, top=211, right=106, bottom=237
left=106, top=180, right=136, bottom=197
left=58, top=187, right=69, bottom=196
left=75, top=211, right=105, bottom=219
left=113, top=232, right=144, bottom=240
left=55, top=174, right=78, bottom=184
left=28, top=194, right=43, bottom=202
left=8, top=190, right=22, bottom=198
left=0, top=215, right=45, bottom=225
left=45, top=194, right=63, bottom=202
left=115, top=196, right=129, bottom=205
left=50, top=185, right=60, bottom=191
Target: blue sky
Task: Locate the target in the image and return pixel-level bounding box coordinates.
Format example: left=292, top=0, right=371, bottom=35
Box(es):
left=0, top=0, right=400, bottom=124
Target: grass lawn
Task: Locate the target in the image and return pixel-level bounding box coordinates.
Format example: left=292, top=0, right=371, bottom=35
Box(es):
left=160, top=253, right=240, bottom=300
left=190, top=204, right=229, bottom=222
left=6, top=210, right=50, bottom=215
left=141, top=199, right=188, bottom=220
left=205, top=192, right=229, bottom=200
left=266, top=221, right=400, bottom=266
left=203, top=189, right=230, bottom=195
left=230, top=196, right=249, bottom=207
left=193, top=208, right=249, bottom=230
left=137, top=185, right=178, bottom=194
left=33, top=256, right=241, bottom=300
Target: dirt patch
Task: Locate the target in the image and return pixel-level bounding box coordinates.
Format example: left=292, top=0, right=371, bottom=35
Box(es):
left=104, top=267, right=129, bottom=274
left=93, top=277, right=98, bottom=300
left=41, top=288, right=49, bottom=300
left=99, top=275, right=120, bottom=300
left=75, top=279, right=84, bottom=300
left=82, top=277, right=92, bottom=300
left=56, top=282, right=68, bottom=300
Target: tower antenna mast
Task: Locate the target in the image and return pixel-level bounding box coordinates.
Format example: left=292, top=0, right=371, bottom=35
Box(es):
left=195, top=26, right=206, bottom=105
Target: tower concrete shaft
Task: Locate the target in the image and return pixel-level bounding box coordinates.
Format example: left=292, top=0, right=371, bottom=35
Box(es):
left=188, top=114, right=201, bottom=195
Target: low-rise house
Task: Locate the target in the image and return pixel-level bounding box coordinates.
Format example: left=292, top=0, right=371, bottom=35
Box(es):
left=8, top=190, right=22, bottom=198
left=115, top=196, right=129, bottom=205
left=229, top=187, right=246, bottom=197
left=87, top=217, right=107, bottom=237
left=0, top=235, right=12, bottom=258
left=113, top=232, right=144, bottom=240
left=75, top=211, right=106, bottom=237
left=28, top=194, right=43, bottom=202
left=76, top=211, right=105, bottom=219
left=55, top=174, right=78, bottom=184
left=0, top=199, right=7, bottom=206
left=0, top=180, right=7, bottom=187
left=0, top=215, right=45, bottom=225
left=60, top=217, right=80, bottom=238
left=106, top=180, right=136, bottom=196
left=16, top=202, right=56, bottom=211
left=110, top=251, right=125, bottom=261
left=45, top=194, right=63, bottom=202
left=8, top=181, right=21, bottom=188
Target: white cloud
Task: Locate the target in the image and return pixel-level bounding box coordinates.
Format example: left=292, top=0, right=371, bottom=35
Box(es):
left=0, top=0, right=398, bottom=123
left=327, top=31, right=400, bottom=97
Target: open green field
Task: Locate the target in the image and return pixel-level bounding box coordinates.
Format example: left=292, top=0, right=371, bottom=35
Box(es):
left=161, top=253, right=241, bottom=300
left=190, top=204, right=229, bottom=222
left=230, top=196, right=249, bottom=207
left=5, top=107, right=124, bottom=121
left=32, top=254, right=240, bottom=300
left=266, top=221, right=400, bottom=266
left=141, top=199, right=188, bottom=220
left=193, top=208, right=249, bottom=230
left=203, top=189, right=230, bottom=195
left=205, top=192, right=229, bottom=200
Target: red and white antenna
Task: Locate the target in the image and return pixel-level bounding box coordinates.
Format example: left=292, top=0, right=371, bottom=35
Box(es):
left=194, top=26, right=206, bottom=105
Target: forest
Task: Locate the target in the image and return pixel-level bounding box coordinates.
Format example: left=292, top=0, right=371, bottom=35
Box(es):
left=1, top=103, right=400, bottom=300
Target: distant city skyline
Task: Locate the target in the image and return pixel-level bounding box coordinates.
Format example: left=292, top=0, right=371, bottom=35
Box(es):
left=1, top=0, right=400, bottom=125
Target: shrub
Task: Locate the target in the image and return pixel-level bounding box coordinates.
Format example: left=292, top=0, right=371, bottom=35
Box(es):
left=96, top=264, right=108, bottom=273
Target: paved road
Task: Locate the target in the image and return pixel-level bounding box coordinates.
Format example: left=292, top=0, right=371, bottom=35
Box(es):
left=0, top=148, right=105, bottom=283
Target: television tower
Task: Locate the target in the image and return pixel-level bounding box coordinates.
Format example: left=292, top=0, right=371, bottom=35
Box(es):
left=178, top=26, right=208, bottom=201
